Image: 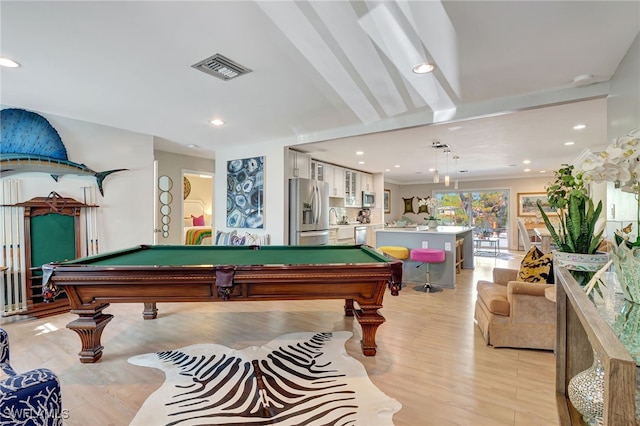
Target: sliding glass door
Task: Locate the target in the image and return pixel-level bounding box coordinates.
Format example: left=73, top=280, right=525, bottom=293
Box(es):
left=433, top=189, right=510, bottom=245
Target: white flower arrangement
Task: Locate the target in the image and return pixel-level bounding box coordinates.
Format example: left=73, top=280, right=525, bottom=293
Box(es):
left=418, top=196, right=438, bottom=217
left=577, top=129, right=640, bottom=247
left=579, top=129, right=640, bottom=193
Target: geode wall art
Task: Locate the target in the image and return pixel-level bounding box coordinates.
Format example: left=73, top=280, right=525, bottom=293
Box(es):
left=226, top=156, right=264, bottom=229
left=0, top=108, right=126, bottom=195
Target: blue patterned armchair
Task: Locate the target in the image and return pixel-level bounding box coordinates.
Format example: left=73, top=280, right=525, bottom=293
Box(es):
left=0, top=327, right=63, bottom=426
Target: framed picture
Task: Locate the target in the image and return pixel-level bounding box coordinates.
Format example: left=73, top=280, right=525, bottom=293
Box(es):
left=384, top=189, right=391, bottom=213
left=517, top=192, right=555, bottom=216
left=226, top=156, right=264, bottom=228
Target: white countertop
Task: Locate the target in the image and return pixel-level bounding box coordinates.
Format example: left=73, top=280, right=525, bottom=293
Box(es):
left=329, top=223, right=382, bottom=228
left=377, top=226, right=473, bottom=235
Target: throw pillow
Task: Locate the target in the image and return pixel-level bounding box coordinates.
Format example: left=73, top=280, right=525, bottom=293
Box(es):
left=244, top=232, right=271, bottom=246
left=214, top=230, right=236, bottom=246
left=229, top=234, right=247, bottom=246
left=191, top=215, right=205, bottom=226
left=518, top=246, right=554, bottom=283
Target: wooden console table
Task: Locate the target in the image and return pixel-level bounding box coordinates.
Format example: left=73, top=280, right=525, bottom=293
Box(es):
left=555, top=267, right=637, bottom=425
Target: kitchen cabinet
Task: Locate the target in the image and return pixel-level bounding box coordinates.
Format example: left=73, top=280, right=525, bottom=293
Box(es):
left=366, top=224, right=383, bottom=247
left=336, top=226, right=355, bottom=245
left=288, top=150, right=311, bottom=179
left=330, top=166, right=345, bottom=198
left=344, top=169, right=360, bottom=207
left=310, top=160, right=325, bottom=181
left=329, top=228, right=337, bottom=245
left=361, top=172, right=373, bottom=192
left=323, top=163, right=333, bottom=187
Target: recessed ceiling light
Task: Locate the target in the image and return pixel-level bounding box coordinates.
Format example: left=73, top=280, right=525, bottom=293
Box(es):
left=210, top=119, right=224, bottom=126
left=358, top=161, right=365, bottom=165
left=539, top=170, right=547, bottom=173
left=524, top=168, right=531, bottom=172
left=355, top=151, right=364, bottom=156
left=394, top=165, right=400, bottom=168
left=187, top=144, right=199, bottom=148
left=412, top=63, right=435, bottom=74
left=573, top=124, right=586, bottom=130
left=385, top=168, right=391, bottom=172
left=523, top=160, right=531, bottom=164
left=564, top=141, right=575, bottom=146
left=0, top=57, right=20, bottom=68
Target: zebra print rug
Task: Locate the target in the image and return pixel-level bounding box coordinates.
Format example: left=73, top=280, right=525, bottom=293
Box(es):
left=128, top=331, right=401, bottom=425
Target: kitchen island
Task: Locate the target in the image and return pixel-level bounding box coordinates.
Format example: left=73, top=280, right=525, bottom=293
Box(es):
left=375, top=226, right=474, bottom=288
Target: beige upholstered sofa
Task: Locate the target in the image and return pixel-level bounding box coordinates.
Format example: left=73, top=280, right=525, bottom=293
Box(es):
left=474, top=267, right=556, bottom=350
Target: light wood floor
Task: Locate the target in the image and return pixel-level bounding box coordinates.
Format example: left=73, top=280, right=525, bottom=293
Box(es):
left=1, top=251, right=558, bottom=426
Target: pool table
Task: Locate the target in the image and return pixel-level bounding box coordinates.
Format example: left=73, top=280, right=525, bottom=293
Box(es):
left=44, top=244, right=402, bottom=363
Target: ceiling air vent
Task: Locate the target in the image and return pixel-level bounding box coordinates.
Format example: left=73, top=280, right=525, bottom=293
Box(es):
left=191, top=53, right=252, bottom=81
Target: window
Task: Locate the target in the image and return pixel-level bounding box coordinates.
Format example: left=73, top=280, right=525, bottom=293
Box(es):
left=434, top=189, right=510, bottom=240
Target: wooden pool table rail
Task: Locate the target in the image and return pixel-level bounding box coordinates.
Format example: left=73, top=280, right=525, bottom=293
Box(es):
left=51, top=260, right=402, bottom=363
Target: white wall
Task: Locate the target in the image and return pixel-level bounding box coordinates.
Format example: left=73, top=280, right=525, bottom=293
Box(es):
left=214, top=141, right=286, bottom=244
left=606, top=31, right=640, bottom=239
left=1, top=110, right=155, bottom=253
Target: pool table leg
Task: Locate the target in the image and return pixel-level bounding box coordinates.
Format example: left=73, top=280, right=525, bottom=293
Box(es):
left=344, top=298, right=355, bottom=316
left=67, top=303, right=114, bottom=363
left=354, top=305, right=385, bottom=356
left=143, top=302, right=158, bottom=319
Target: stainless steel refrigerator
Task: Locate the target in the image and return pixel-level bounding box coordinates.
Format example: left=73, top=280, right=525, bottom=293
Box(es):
left=289, top=177, right=330, bottom=245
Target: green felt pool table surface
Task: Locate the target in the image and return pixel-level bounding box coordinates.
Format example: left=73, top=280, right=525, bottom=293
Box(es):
left=62, top=244, right=392, bottom=267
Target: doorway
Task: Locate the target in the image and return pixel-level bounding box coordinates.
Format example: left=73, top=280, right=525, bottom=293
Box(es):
left=182, top=171, right=214, bottom=243
left=434, top=189, right=510, bottom=250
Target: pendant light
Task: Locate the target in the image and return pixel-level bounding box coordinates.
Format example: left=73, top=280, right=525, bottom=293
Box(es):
left=433, top=145, right=440, bottom=183
left=444, top=149, right=451, bottom=187
left=453, top=155, right=459, bottom=189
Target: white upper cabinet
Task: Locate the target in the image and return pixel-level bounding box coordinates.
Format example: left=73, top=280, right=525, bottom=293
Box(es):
left=288, top=150, right=311, bottom=179
left=331, top=166, right=345, bottom=198
left=344, top=169, right=360, bottom=207
left=361, top=172, right=373, bottom=192
left=310, top=160, right=325, bottom=181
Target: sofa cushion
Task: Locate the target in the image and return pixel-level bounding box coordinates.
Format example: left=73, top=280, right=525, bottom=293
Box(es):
left=214, top=230, right=236, bottom=246
left=244, top=232, right=270, bottom=246
left=229, top=234, right=247, bottom=246
left=518, top=246, right=554, bottom=283
left=477, top=281, right=510, bottom=316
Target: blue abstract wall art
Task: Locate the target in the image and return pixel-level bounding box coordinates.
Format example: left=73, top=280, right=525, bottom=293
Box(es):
left=226, top=156, right=264, bottom=229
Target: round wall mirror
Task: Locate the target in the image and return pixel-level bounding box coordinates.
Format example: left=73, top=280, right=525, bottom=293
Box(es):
left=159, top=191, right=173, bottom=205
left=160, top=205, right=171, bottom=215
left=158, top=175, right=173, bottom=191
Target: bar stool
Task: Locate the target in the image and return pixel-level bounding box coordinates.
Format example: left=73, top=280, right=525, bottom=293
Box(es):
left=377, top=246, right=409, bottom=260
left=410, top=248, right=446, bottom=292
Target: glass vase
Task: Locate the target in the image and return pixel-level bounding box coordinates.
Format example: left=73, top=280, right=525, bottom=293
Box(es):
left=567, top=350, right=605, bottom=426
left=613, top=300, right=640, bottom=366
left=610, top=242, right=640, bottom=303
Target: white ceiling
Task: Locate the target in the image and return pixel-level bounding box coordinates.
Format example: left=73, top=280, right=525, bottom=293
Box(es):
left=1, top=1, right=639, bottom=184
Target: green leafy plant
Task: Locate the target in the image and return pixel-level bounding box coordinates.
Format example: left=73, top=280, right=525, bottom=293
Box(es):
left=538, top=192, right=603, bottom=254
left=538, top=164, right=606, bottom=287
left=537, top=164, right=603, bottom=253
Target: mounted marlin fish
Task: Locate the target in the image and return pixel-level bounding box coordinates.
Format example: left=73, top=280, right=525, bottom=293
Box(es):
left=0, top=108, right=126, bottom=195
